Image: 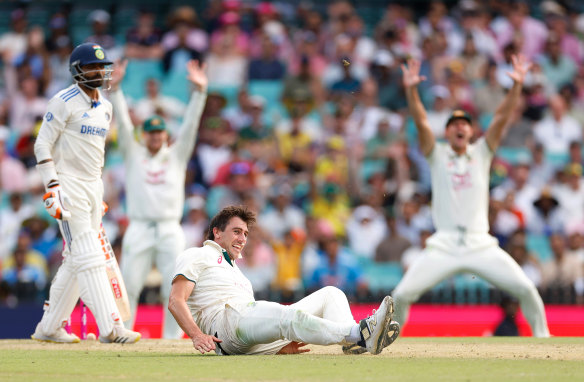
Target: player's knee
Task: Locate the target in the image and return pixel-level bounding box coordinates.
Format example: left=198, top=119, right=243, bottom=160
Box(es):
left=70, top=230, right=105, bottom=272
left=321, top=286, right=346, bottom=301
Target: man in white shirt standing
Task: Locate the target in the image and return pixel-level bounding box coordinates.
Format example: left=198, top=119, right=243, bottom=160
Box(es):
left=31, top=43, right=140, bottom=343
left=169, top=205, right=400, bottom=355
left=109, top=59, right=207, bottom=339
left=393, top=55, right=550, bottom=337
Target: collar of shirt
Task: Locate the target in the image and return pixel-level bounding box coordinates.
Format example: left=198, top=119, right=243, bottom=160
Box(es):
left=446, top=143, right=473, bottom=160
left=75, top=83, right=102, bottom=108
left=203, top=240, right=234, bottom=266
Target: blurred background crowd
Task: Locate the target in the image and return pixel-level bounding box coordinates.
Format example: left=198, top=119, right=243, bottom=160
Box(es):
left=2, top=0, right=584, bottom=309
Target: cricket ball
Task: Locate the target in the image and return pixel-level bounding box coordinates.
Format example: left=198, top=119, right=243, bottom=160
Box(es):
left=86, top=333, right=97, bottom=341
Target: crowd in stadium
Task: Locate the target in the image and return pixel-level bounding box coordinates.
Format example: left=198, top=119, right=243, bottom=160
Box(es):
left=1, top=0, right=584, bottom=307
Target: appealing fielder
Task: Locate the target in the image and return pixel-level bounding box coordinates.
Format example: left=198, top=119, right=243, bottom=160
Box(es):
left=169, top=206, right=400, bottom=355
left=392, top=55, right=550, bottom=337
left=109, top=59, right=207, bottom=338
left=31, top=43, right=140, bottom=343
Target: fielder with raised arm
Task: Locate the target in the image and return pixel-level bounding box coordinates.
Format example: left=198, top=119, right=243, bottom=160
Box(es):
left=32, top=43, right=140, bottom=343
left=169, top=206, right=400, bottom=355
left=392, top=55, right=550, bottom=337
left=109, top=59, right=207, bottom=338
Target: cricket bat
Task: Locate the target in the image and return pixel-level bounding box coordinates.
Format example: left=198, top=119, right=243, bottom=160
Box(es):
left=99, top=225, right=131, bottom=321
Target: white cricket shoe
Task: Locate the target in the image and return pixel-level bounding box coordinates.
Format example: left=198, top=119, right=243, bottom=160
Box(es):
left=359, top=296, right=394, bottom=355
left=31, top=324, right=80, bottom=343
left=99, top=325, right=141, bottom=344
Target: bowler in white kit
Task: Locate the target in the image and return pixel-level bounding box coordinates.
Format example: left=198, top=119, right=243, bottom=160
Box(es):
left=31, top=43, right=140, bottom=343
left=169, top=206, right=400, bottom=355
left=392, top=55, right=550, bottom=337
left=109, top=59, right=207, bottom=338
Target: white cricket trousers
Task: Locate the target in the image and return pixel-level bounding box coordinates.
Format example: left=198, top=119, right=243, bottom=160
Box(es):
left=215, top=286, right=357, bottom=355
left=37, top=175, right=122, bottom=337
left=121, top=220, right=185, bottom=339
left=392, top=241, right=550, bottom=337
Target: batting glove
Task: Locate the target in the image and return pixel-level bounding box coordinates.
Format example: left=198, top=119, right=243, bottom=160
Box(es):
left=43, top=181, right=72, bottom=220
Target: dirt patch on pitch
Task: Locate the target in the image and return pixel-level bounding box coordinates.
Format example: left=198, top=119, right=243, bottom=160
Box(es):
left=1, top=339, right=583, bottom=360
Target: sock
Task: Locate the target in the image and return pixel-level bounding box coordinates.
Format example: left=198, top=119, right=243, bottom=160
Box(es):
left=344, top=324, right=362, bottom=344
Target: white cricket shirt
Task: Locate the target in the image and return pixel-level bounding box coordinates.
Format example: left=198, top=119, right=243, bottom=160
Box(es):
left=110, top=89, right=206, bottom=221
left=427, top=138, right=493, bottom=234
left=173, top=240, right=254, bottom=336
left=34, top=84, right=112, bottom=180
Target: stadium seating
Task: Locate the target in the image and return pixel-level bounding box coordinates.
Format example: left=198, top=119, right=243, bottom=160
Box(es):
left=526, top=233, right=553, bottom=262
left=122, top=59, right=164, bottom=101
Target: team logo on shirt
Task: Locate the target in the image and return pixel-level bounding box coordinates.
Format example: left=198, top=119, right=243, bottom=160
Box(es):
left=218, top=256, right=223, bottom=264
left=45, top=112, right=53, bottom=121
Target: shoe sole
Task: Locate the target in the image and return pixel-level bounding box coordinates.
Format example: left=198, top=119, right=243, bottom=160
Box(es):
left=99, top=333, right=141, bottom=344
left=31, top=334, right=80, bottom=344
left=384, top=321, right=400, bottom=348
left=370, top=296, right=394, bottom=355
left=345, top=296, right=396, bottom=355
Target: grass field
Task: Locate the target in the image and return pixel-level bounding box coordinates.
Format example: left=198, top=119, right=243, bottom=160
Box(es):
left=1, top=338, right=583, bottom=382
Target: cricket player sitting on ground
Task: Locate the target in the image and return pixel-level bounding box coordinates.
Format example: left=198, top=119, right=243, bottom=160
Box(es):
left=169, top=205, right=400, bottom=355
left=108, top=59, right=208, bottom=339
left=31, top=43, right=140, bottom=343
left=392, top=55, right=550, bottom=337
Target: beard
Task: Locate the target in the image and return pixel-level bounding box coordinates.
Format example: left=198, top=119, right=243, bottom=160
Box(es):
left=83, top=76, right=104, bottom=89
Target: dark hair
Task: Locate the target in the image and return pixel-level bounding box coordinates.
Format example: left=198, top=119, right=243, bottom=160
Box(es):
left=206, top=205, right=256, bottom=240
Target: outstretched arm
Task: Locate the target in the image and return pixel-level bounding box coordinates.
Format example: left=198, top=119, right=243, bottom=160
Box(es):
left=173, top=60, right=208, bottom=163
left=401, top=59, right=435, bottom=157
left=168, top=276, right=221, bottom=354
left=108, top=59, right=138, bottom=157
left=485, top=54, right=532, bottom=152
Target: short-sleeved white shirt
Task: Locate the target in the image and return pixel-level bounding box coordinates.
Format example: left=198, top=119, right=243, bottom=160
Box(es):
left=427, top=138, right=493, bottom=234
left=173, top=240, right=254, bottom=336
left=35, top=84, right=112, bottom=180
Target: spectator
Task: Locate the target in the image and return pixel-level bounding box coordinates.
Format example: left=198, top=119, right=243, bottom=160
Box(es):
left=237, top=227, right=275, bottom=300
left=0, top=193, right=35, bottom=261
left=534, top=94, right=581, bottom=157
left=507, top=231, right=543, bottom=288
left=375, top=209, right=412, bottom=263
left=0, top=9, right=28, bottom=64
left=538, top=33, right=577, bottom=93
left=8, top=75, right=48, bottom=135
left=0, top=127, right=28, bottom=193
left=85, top=10, right=122, bottom=60
left=553, top=164, right=584, bottom=229
left=1, top=247, right=47, bottom=302
left=401, top=229, right=432, bottom=272
left=271, top=228, right=305, bottom=297
left=223, top=88, right=252, bottom=131
left=46, top=36, right=73, bottom=97
left=162, top=6, right=208, bottom=54
left=346, top=205, right=387, bottom=260
left=527, top=143, right=555, bottom=189
left=182, top=195, right=208, bottom=248
left=133, top=78, right=187, bottom=134
left=205, top=14, right=248, bottom=87
left=125, top=9, right=164, bottom=60
left=259, top=183, right=305, bottom=241
left=307, top=234, right=367, bottom=297
left=248, top=32, right=286, bottom=80
left=541, top=233, right=583, bottom=301
left=527, top=187, right=564, bottom=236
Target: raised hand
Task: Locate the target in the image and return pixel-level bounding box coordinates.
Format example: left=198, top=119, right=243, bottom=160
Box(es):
left=186, top=60, right=208, bottom=92
left=401, top=58, right=426, bottom=88
left=110, top=59, right=128, bottom=90
left=506, top=54, right=532, bottom=85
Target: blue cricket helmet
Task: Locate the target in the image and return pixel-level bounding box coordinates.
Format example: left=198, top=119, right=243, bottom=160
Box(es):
left=69, top=42, right=113, bottom=89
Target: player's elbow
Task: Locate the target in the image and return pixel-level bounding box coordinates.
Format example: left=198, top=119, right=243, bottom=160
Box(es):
left=167, top=293, right=183, bottom=316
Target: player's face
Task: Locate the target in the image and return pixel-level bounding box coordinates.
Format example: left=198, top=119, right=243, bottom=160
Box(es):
left=144, top=130, right=168, bottom=154
left=80, top=63, right=106, bottom=88
left=214, top=217, right=249, bottom=258
left=445, top=119, right=472, bottom=154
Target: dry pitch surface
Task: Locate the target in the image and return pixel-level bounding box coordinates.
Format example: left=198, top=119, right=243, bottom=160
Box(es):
left=2, top=338, right=584, bottom=381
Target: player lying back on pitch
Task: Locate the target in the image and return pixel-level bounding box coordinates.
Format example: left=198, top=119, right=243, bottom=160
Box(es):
left=169, top=206, right=400, bottom=355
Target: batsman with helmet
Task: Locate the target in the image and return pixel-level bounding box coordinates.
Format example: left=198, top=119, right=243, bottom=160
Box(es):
left=31, top=43, right=141, bottom=344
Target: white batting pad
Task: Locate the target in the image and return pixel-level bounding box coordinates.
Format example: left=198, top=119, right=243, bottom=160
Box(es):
left=38, top=257, right=80, bottom=335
